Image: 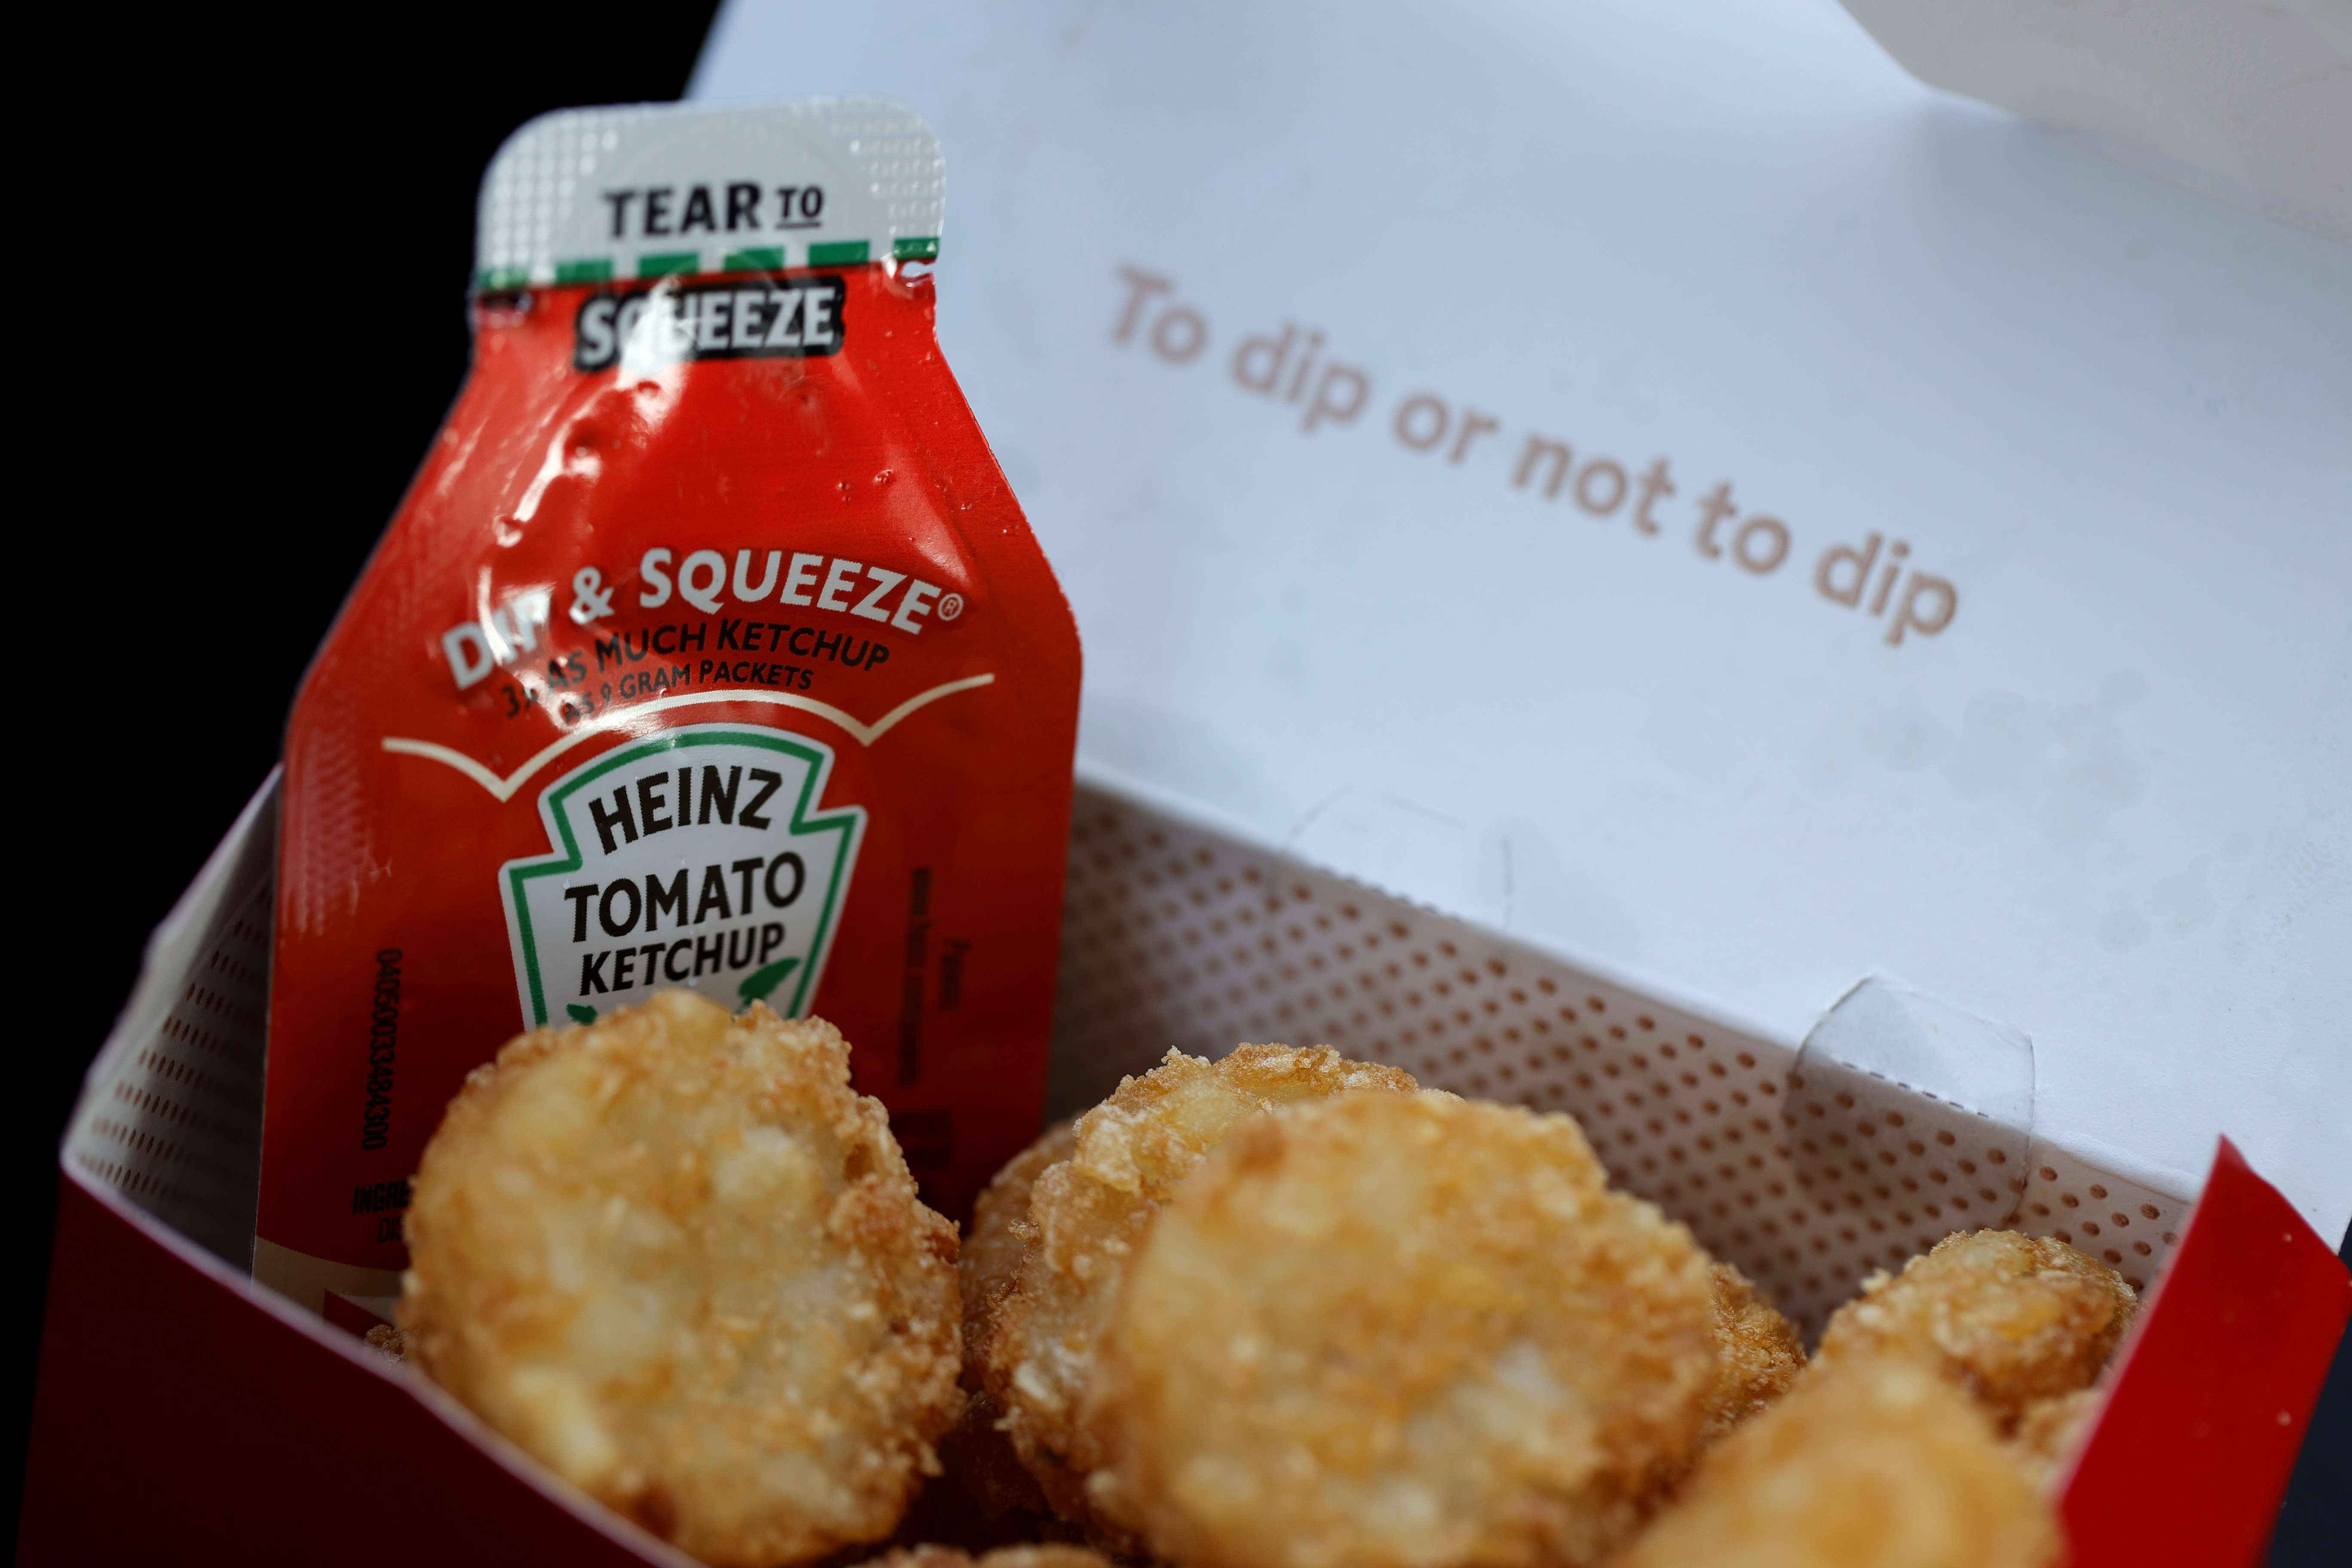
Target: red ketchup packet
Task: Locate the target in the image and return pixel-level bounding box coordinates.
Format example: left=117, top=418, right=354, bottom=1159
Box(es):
left=256, top=101, right=1081, bottom=1317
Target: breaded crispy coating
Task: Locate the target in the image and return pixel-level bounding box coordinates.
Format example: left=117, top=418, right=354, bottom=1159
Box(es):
left=1611, top=1359, right=2061, bottom=1568
left=2007, top=1387, right=2101, bottom=1492
left=982, top=1045, right=1422, bottom=1537
left=361, top=1323, right=410, bottom=1363
left=858, top=1548, right=1110, bottom=1568
left=1699, top=1262, right=1807, bottom=1448
left=948, top=1119, right=1078, bottom=1521
left=1816, top=1230, right=2137, bottom=1431
left=961, top=1119, right=1079, bottom=1373
left=398, top=992, right=962, bottom=1567
left=1087, top=1091, right=1716, bottom=1568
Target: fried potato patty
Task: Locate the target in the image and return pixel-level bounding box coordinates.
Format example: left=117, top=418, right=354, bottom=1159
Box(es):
left=962, top=1119, right=1079, bottom=1370
left=982, top=1045, right=1422, bottom=1537
left=1815, top=1229, right=2137, bottom=1431
left=947, top=1119, right=1078, bottom=1521
left=399, top=992, right=962, bottom=1566
left=858, top=1547, right=1110, bottom=1568
left=1699, top=1262, right=1807, bottom=1448
left=2007, top=1387, right=2101, bottom=1491
left=1611, top=1359, right=2060, bottom=1568
left=1087, top=1091, right=1716, bottom=1568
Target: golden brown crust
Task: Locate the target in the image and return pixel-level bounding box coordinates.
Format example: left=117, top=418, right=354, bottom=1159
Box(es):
left=981, top=1044, right=1423, bottom=1542
left=1698, top=1262, right=1807, bottom=1448
left=398, top=992, right=963, bottom=1567
left=948, top=1119, right=1079, bottom=1522
left=855, top=1549, right=1111, bottom=1568
left=1815, top=1229, right=2138, bottom=1432
left=1087, top=1091, right=1713, bottom=1568
left=361, top=1323, right=411, bottom=1363
left=2008, top=1387, right=2101, bottom=1492
left=961, top=1120, right=1080, bottom=1383
left=1611, top=1359, right=2061, bottom=1568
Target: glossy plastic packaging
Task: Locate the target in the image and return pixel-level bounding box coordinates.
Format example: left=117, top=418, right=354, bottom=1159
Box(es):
left=254, top=101, right=1080, bottom=1317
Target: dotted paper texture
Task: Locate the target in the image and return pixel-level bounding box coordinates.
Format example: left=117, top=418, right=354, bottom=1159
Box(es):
left=2018, top=1138, right=2185, bottom=1296
left=1786, top=1057, right=2030, bottom=1280
left=1051, top=785, right=2185, bottom=1331
left=66, top=800, right=274, bottom=1268
left=62, top=778, right=2185, bottom=1327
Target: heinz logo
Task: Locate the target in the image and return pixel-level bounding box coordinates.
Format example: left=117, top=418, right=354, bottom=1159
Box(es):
left=499, top=725, right=866, bottom=1029
left=574, top=275, right=846, bottom=372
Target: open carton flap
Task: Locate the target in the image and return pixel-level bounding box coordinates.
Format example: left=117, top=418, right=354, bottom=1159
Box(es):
left=696, top=0, right=2352, bottom=1246
left=1839, top=0, right=2352, bottom=242
left=2061, top=1139, right=2352, bottom=1568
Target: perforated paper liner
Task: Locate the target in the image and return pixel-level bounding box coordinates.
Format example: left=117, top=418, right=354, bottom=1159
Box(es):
left=1052, top=782, right=2191, bottom=1333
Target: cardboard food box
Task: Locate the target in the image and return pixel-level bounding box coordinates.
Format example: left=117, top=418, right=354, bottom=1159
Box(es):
left=24, top=769, right=2349, bottom=1565
left=26, top=2, right=2351, bottom=1564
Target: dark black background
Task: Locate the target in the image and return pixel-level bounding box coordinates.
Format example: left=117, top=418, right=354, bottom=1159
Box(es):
left=14, top=4, right=2346, bottom=1559
left=11, top=0, right=722, bottom=1539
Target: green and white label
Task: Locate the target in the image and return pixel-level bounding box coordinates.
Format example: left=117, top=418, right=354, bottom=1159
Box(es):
left=500, top=724, right=865, bottom=1027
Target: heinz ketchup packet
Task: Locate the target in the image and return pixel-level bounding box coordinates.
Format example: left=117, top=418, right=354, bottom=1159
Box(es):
left=255, top=101, right=1081, bottom=1316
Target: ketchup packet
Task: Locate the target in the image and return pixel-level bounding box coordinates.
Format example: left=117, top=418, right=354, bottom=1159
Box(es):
left=255, top=101, right=1081, bottom=1316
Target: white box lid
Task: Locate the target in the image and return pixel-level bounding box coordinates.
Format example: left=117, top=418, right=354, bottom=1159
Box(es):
left=695, top=0, right=2352, bottom=1240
